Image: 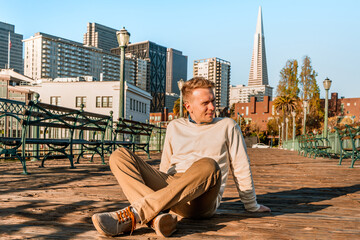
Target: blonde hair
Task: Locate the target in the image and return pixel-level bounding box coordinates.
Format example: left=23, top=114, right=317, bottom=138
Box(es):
left=182, top=77, right=215, bottom=102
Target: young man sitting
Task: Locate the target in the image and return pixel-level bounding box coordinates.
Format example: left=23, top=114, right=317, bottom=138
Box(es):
left=92, top=77, right=270, bottom=237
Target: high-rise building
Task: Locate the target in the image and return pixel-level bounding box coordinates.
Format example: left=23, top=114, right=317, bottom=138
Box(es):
left=125, top=53, right=150, bottom=92
left=23, top=32, right=124, bottom=82
left=112, top=41, right=167, bottom=112
left=230, top=6, right=273, bottom=105
left=166, top=48, right=187, bottom=95
left=165, top=92, right=180, bottom=112
left=193, top=57, right=230, bottom=108
left=0, top=22, right=23, bottom=74
left=83, top=22, right=118, bottom=52
left=248, top=6, right=268, bottom=86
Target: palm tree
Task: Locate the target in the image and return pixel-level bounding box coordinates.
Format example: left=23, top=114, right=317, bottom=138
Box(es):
left=173, top=98, right=188, bottom=118
left=274, top=94, right=297, bottom=144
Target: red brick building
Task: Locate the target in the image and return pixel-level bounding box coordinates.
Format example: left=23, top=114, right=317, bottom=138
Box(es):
left=323, top=93, right=360, bottom=122
left=234, top=93, right=360, bottom=132
left=149, top=108, right=177, bottom=124
left=234, top=96, right=275, bottom=131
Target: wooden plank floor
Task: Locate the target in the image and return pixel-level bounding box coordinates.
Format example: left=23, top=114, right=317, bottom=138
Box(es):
left=0, top=149, right=359, bottom=239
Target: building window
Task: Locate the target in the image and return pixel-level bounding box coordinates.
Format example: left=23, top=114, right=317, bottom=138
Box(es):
left=102, top=96, right=112, bottom=108
left=76, top=96, right=86, bottom=108
left=50, top=96, right=61, bottom=106
left=130, top=98, right=133, bottom=110
left=96, top=96, right=101, bottom=108
left=96, top=96, right=112, bottom=108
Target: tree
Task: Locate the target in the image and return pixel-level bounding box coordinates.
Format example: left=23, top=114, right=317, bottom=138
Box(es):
left=300, top=56, right=319, bottom=101
left=273, top=94, right=297, bottom=143
left=324, top=116, right=339, bottom=133
left=340, top=117, right=353, bottom=127
left=250, top=121, right=261, bottom=143
left=276, top=60, right=299, bottom=97
left=230, top=103, right=235, bottom=117
left=275, top=57, right=324, bottom=135
left=299, top=56, right=323, bottom=132
left=173, top=98, right=188, bottom=118
left=266, top=118, right=279, bottom=136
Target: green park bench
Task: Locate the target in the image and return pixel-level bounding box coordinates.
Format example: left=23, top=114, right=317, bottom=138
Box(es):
left=112, top=118, right=154, bottom=159
left=297, top=134, right=307, bottom=156
left=311, top=133, right=331, bottom=159
left=0, top=97, right=112, bottom=174
left=0, top=98, right=28, bottom=168
left=298, top=133, right=331, bottom=159
left=335, top=125, right=360, bottom=168
left=0, top=96, right=157, bottom=174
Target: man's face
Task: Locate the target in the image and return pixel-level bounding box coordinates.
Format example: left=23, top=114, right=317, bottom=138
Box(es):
left=184, top=88, right=216, bottom=124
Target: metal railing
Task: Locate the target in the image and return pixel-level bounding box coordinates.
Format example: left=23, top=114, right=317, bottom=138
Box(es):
left=149, top=124, right=166, bottom=152
left=0, top=98, right=167, bottom=162
left=282, top=132, right=343, bottom=155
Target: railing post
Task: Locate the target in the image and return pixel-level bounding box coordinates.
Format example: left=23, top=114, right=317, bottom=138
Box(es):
left=157, top=122, right=161, bottom=153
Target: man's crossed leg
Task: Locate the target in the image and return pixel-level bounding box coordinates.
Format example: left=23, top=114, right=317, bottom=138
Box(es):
left=92, top=148, right=221, bottom=237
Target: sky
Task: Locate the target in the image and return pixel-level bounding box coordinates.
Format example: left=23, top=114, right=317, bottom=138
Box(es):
left=1, top=0, right=359, bottom=98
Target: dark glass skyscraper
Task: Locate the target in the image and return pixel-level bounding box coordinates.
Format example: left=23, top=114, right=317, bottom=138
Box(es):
left=166, top=48, right=187, bottom=95
left=0, top=21, right=23, bottom=74
left=112, top=41, right=167, bottom=112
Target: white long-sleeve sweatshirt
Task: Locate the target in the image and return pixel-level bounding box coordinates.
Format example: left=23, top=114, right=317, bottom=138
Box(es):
left=159, top=117, right=260, bottom=212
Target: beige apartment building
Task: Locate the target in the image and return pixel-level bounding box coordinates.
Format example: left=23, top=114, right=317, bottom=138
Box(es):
left=83, top=22, right=118, bottom=52
left=23, top=32, right=149, bottom=92
left=193, top=57, right=230, bottom=108
left=23, top=32, right=120, bottom=81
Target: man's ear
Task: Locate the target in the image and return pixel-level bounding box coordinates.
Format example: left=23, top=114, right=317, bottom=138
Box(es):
left=184, top=101, right=191, bottom=112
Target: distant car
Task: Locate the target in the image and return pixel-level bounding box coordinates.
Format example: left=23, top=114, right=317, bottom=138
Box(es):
left=252, top=143, right=270, bottom=148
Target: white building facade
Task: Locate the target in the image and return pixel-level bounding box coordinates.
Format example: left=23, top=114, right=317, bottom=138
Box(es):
left=230, top=84, right=273, bottom=106
left=19, top=79, right=152, bottom=123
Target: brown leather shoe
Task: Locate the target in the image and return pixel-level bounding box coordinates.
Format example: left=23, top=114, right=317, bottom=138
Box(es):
left=149, top=213, right=177, bottom=237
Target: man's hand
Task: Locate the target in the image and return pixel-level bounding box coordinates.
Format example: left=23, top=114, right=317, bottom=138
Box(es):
left=255, top=204, right=271, bottom=212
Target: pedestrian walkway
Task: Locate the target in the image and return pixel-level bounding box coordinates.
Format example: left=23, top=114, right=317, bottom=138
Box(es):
left=0, top=149, right=359, bottom=239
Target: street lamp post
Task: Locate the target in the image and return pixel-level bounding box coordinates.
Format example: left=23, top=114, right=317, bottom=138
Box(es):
left=285, top=117, right=289, bottom=142
left=116, top=27, right=130, bottom=119
left=278, top=124, right=281, bottom=148
left=303, top=100, right=308, bottom=135
left=281, top=122, right=284, bottom=147
left=177, top=79, right=185, bottom=118
left=237, top=113, right=243, bottom=131
left=291, top=111, right=296, bottom=150
left=323, top=77, right=332, bottom=138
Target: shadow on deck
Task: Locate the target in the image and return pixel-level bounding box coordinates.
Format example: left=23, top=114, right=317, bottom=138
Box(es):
left=0, top=149, right=359, bottom=239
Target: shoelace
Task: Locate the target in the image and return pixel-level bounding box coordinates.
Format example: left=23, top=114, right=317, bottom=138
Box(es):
left=115, top=206, right=136, bottom=235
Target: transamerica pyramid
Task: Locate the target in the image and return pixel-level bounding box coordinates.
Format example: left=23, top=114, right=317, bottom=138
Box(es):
left=248, top=6, right=269, bottom=86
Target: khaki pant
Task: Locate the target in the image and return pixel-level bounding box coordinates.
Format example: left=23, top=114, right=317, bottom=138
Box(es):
left=109, top=148, right=221, bottom=224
